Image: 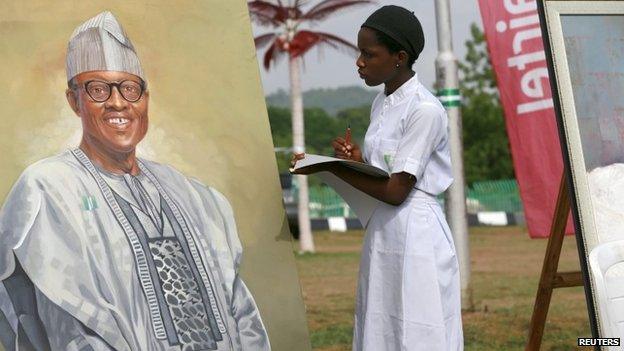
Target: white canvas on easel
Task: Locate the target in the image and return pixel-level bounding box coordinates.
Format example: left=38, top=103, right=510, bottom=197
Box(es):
left=539, top=0, right=624, bottom=343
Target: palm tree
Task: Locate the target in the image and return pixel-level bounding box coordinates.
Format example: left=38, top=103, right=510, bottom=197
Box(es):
left=249, top=0, right=374, bottom=253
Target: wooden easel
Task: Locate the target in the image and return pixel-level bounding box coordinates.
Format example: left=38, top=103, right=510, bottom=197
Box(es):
left=525, top=173, right=584, bottom=350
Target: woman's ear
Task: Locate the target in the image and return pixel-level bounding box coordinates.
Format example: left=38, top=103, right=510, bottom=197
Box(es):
left=397, top=50, right=409, bottom=67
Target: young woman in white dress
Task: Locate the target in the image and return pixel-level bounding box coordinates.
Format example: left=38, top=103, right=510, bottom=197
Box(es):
left=293, top=5, right=463, bottom=351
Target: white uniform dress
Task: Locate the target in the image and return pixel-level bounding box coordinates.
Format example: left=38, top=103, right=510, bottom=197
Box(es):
left=353, top=75, right=463, bottom=351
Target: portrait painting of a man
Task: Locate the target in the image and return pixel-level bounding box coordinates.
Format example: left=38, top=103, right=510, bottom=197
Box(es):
left=0, top=10, right=272, bottom=351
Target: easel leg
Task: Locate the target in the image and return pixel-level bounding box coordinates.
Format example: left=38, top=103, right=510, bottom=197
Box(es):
left=526, top=173, right=571, bottom=351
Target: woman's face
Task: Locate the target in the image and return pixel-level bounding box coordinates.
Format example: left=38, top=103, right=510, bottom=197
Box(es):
left=356, top=27, right=400, bottom=87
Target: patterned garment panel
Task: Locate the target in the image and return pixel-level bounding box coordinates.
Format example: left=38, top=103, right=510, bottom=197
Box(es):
left=149, top=238, right=221, bottom=350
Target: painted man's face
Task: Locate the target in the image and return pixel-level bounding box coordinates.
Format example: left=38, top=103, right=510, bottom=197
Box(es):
left=67, top=70, right=149, bottom=155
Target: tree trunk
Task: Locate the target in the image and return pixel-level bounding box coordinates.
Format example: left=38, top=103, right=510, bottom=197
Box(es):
left=289, top=55, right=315, bottom=253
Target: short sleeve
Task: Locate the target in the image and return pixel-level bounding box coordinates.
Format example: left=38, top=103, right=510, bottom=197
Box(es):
left=392, top=102, right=447, bottom=180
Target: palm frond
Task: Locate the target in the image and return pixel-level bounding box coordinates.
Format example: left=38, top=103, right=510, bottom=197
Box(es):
left=248, top=0, right=288, bottom=26
left=315, top=31, right=359, bottom=56
left=263, top=40, right=288, bottom=70
left=263, top=41, right=278, bottom=69
left=293, top=0, right=309, bottom=9
left=301, top=0, right=375, bottom=22
left=254, top=32, right=278, bottom=50
left=289, top=30, right=358, bottom=58
left=251, top=0, right=367, bottom=70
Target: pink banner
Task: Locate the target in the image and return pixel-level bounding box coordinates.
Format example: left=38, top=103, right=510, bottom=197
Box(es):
left=477, top=0, right=573, bottom=237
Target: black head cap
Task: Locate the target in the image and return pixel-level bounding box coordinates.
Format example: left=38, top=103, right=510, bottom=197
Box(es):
left=362, top=5, right=425, bottom=60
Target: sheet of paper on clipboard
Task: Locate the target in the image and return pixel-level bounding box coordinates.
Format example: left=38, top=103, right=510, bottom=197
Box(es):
left=290, top=154, right=389, bottom=227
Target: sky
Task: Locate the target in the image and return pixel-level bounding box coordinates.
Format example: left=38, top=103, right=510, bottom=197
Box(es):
left=251, top=0, right=484, bottom=94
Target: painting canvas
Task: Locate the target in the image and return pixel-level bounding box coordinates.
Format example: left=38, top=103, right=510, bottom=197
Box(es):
left=0, top=1, right=310, bottom=350
left=541, top=0, right=624, bottom=343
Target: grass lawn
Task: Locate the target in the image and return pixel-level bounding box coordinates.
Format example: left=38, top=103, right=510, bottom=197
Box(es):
left=294, top=226, right=591, bottom=350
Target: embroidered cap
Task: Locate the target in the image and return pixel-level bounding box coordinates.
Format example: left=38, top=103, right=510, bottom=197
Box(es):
left=66, top=11, right=145, bottom=82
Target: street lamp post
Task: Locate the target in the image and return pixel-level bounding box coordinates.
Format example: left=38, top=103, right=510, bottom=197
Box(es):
left=434, top=0, right=473, bottom=310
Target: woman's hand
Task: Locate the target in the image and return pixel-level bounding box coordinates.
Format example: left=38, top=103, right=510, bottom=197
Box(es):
left=332, top=137, right=363, bottom=162
left=290, top=153, right=305, bottom=170
left=290, top=153, right=331, bottom=175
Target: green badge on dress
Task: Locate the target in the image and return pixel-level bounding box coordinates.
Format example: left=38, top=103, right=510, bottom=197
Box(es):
left=82, top=195, right=98, bottom=211
left=384, top=154, right=394, bottom=170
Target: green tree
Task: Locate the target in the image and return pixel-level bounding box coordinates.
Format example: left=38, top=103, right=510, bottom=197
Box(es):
left=335, top=105, right=371, bottom=146
left=266, top=86, right=378, bottom=115
left=266, top=106, right=292, bottom=171
left=267, top=106, right=348, bottom=173
left=304, top=108, right=340, bottom=156
left=459, top=23, right=514, bottom=185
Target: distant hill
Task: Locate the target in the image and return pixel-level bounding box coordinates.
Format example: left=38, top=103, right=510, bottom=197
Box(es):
left=266, top=86, right=380, bottom=115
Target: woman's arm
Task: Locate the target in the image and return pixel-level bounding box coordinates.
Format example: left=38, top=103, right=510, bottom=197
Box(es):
left=293, top=159, right=416, bottom=206
left=293, top=137, right=416, bottom=206
left=326, top=102, right=448, bottom=205
left=331, top=164, right=416, bottom=206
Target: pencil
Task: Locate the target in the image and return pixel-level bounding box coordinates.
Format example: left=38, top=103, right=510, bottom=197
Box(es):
left=345, top=124, right=351, bottom=145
